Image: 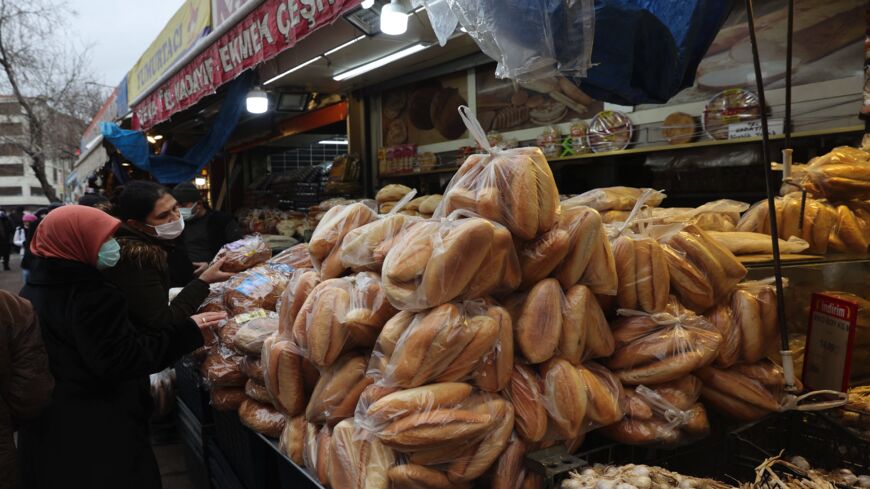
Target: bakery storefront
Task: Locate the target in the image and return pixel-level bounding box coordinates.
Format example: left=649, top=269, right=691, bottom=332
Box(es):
left=102, top=0, right=870, bottom=487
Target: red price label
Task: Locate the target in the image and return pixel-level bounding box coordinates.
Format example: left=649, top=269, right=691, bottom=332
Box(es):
left=803, top=293, right=859, bottom=392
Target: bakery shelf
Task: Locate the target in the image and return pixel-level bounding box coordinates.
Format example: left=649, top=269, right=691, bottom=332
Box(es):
left=256, top=432, right=326, bottom=489
left=547, top=125, right=864, bottom=164
left=379, top=166, right=461, bottom=178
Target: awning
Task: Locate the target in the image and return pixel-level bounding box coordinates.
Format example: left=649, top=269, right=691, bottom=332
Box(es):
left=73, top=140, right=108, bottom=183
left=132, top=0, right=361, bottom=130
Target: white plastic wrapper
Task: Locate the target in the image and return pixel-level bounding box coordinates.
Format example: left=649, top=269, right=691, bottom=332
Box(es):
left=433, top=106, right=560, bottom=241
left=704, top=278, right=780, bottom=368
left=697, top=360, right=805, bottom=421
left=563, top=187, right=665, bottom=212
left=308, top=202, right=377, bottom=279
left=339, top=212, right=421, bottom=273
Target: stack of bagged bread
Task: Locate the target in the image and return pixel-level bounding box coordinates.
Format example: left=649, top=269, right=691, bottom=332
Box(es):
left=562, top=187, right=665, bottom=225
left=375, top=184, right=443, bottom=219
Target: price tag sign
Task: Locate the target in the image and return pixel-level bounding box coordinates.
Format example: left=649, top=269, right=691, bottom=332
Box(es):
left=802, top=293, right=858, bottom=392
left=728, top=118, right=783, bottom=139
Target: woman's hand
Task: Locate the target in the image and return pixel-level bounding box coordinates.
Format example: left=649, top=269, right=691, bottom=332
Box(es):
left=199, top=257, right=233, bottom=284
left=191, top=311, right=227, bottom=344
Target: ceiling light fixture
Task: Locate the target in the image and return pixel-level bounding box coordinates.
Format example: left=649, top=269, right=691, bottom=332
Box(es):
left=318, top=139, right=349, bottom=145
left=324, top=35, right=366, bottom=56
left=361, top=0, right=375, bottom=8
left=333, top=43, right=429, bottom=81
left=194, top=177, right=207, bottom=186
left=246, top=88, right=269, bottom=114
left=264, top=56, right=323, bottom=85
left=146, top=135, right=157, bottom=144
left=380, top=0, right=409, bottom=35
left=153, top=134, right=164, bottom=140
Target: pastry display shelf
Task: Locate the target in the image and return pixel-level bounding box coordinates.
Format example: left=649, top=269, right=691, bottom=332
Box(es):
left=256, top=432, right=326, bottom=489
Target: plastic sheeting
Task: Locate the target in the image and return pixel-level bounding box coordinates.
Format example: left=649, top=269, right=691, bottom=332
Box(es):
left=101, top=71, right=253, bottom=184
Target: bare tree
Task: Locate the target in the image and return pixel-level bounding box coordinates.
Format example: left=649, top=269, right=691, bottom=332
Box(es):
left=0, top=0, right=107, bottom=202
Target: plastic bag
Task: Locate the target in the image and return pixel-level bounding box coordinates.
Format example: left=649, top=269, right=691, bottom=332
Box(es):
left=649, top=199, right=749, bottom=232
left=563, top=187, right=665, bottom=212
left=704, top=279, right=780, bottom=368
left=368, top=300, right=508, bottom=389
left=829, top=204, right=869, bottom=254
left=306, top=353, right=373, bottom=425
left=268, top=243, right=313, bottom=269
left=261, top=334, right=306, bottom=416
left=309, top=202, right=377, bottom=280
left=339, top=213, right=421, bottom=273
left=443, top=0, right=594, bottom=83
left=801, top=146, right=870, bottom=201
left=329, top=419, right=395, bottom=489
left=303, top=423, right=332, bottom=486
left=504, top=280, right=613, bottom=365
left=232, top=313, right=278, bottom=355
left=601, top=375, right=709, bottom=446
left=657, top=224, right=747, bottom=312
left=201, top=346, right=246, bottom=387
left=518, top=205, right=613, bottom=291
left=381, top=216, right=520, bottom=311
left=219, top=309, right=276, bottom=348
left=224, top=263, right=294, bottom=315
left=736, top=198, right=783, bottom=235
left=388, top=464, right=466, bottom=489
left=245, top=379, right=272, bottom=404
left=354, top=382, right=504, bottom=454
left=210, top=387, right=247, bottom=411
left=490, top=436, right=529, bottom=489
left=433, top=107, right=560, bottom=241
left=778, top=193, right=838, bottom=254
left=707, top=231, right=810, bottom=256
left=214, top=234, right=272, bottom=272
left=505, top=364, right=548, bottom=443
left=697, top=360, right=802, bottom=421
left=239, top=398, right=286, bottom=438
left=576, top=362, right=624, bottom=431
left=292, top=272, right=398, bottom=368
left=612, top=235, right=670, bottom=314
left=277, top=269, right=320, bottom=337
left=239, top=356, right=264, bottom=384
left=280, top=415, right=306, bottom=465
left=149, top=368, right=175, bottom=418
left=608, top=299, right=723, bottom=385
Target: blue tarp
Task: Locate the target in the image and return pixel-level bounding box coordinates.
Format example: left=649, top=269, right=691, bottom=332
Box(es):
left=101, top=71, right=253, bottom=184
left=577, top=0, right=734, bottom=105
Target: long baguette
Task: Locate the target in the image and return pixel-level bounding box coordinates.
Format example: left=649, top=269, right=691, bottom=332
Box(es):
left=695, top=366, right=780, bottom=412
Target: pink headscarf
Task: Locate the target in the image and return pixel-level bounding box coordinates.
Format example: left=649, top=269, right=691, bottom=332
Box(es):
left=30, top=205, right=120, bottom=266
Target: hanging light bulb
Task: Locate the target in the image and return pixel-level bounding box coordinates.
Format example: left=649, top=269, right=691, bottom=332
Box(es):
left=361, top=0, right=375, bottom=8
left=380, top=0, right=408, bottom=36
left=246, top=88, right=269, bottom=114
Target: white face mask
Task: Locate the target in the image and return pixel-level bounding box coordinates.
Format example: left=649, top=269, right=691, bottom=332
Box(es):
left=179, top=206, right=195, bottom=221
left=148, top=217, right=185, bottom=240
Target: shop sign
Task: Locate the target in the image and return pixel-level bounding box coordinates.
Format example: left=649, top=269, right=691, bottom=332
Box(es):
left=803, top=292, right=858, bottom=392
left=212, top=0, right=256, bottom=28
left=727, top=118, right=783, bottom=139
left=133, top=0, right=360, bottom=130
left=127, top=0, right=212, bottom=103
left=79, top=87, right=120, bottom=154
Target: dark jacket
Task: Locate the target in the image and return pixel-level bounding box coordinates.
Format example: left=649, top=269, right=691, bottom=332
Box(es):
left=18, top=258, right=203, bottom=489
left=207, top=210, right=243, bottom=257
left=103, top=226, right=209, bottom=332
left=19, top=224, right=36, bottom=270
left=0, top=291, right=53, bottom=489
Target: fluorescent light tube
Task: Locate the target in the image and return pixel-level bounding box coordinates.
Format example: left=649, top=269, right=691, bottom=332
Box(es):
left=318, top=140, right=349, bottom=145
left=333, top=43, right=429, bottom=81
left=324, top=35, right=366, bottom=56
left=264, top=56, right=323, bottom=85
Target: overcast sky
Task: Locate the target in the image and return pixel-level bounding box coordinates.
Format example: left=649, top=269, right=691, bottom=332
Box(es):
left=67, top=0, right=186, bottom=87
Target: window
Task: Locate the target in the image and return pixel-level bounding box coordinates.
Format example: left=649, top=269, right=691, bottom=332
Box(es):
left=0, top=164, right=24, bottom=176
left=0, top=187, right=21, bottom=196
left=0, top=103, right=20, bottom=116
left=0, top=144, right=22, bottom=156
left=30, top=186, right=44, bottom=196
left=0, top=122, right=23, bottom=135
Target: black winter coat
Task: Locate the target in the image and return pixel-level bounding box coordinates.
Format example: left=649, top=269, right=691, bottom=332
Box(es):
left=18, top=258, right=204, bottom=489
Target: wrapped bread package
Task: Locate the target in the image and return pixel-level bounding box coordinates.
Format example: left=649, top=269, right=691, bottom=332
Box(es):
left=707, top=231, right=809, bottom=255
left=211, top=387, right=247, bottom=411
left=214, top=234, right=272, bottom=272
left=602, top=375, right=709, bottom=446
left=354, top=382, right=507, bottom=456
left=201, top=346, right=246, bottom=387
left=433, top=108, right=559, bottom=241
left=658, top=224, right=747, bottom=312
left=268, top=242, right=313, bottom=268
left=340, top=213, right=420, bottom=273
left=262, top=335, right=306, bottom=415
left=238, top=398, right=286, bottom=438
left=389, top=464, right=469, bottom=489
left=737, top=194, right=839, bottom=254
left=649, top=200, right=749, bottom=232
left=612, top=234, right=670, bottom=313
left=697, top=360, right=799, bottom=421
left=239, top=356, right=264, bottom=384
left=704, top=280, right=780, bottom=367
left=245, top=379, right=273, bottom=404
left=280, top=415, right=306, bottom=465
left=519, top=204, right=616, bottom=294
left=801, top=146, right=870, bottom=201
left=829, top=204, right=869, bottom=254
left=329, top=419, right=395, bottom=489
left=376, top=184, right=413, bottom=204
left=575, top=362, right=625, bottom=431
left=504, top=279, right=613, bottom=365
left=277, top=269, right=320, bottom=336
left=368, top=300, right=511, bottom=390
left=562, top=187, right=665, bottom=212
left=232, top=313, right=278, bottom=355
left=303, top=423, right=333, bottom=486
left=224, top=263, right=294, bottom=315
left=736, top=198, right=783, bottom=235
left=504, top=364, right=548, bottom=443
left=306, top=353, right=373, bottom=425
left=381, top=217, right=520, bottom=311
left=491, top=436, right=529, bottom=489
left=608, top=299, right=723, bottom=385
left=292, top=272, right=397, bottom=368
left=309, top=202, right=377, bottom=279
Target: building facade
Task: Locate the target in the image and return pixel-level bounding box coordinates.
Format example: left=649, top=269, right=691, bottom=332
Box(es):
left=0, top=96, right=71, bottom=209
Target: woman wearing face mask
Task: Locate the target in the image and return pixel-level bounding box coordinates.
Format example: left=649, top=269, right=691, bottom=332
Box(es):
left=103, top=181, right=232, bottom=334
left=18, top=205, right=225, bottom=489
